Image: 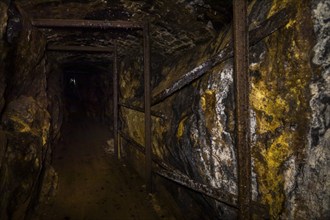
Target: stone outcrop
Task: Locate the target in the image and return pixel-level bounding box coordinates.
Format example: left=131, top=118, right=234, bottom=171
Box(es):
left=0, top=4, right=60, bottom=219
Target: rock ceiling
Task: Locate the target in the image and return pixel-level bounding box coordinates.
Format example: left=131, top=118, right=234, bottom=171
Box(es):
left=14, top=0, right=233, bottom=64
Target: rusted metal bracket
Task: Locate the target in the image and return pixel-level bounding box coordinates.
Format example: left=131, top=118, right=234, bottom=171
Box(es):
left=119, top=101, right=167, bottom=120
left=47, top=45, right=114, bottom=53
left=151, top=7, right=293, bottom=106
left=233, top=0, right=251, bottom=219
left=32, top=19, right=143, bottom=29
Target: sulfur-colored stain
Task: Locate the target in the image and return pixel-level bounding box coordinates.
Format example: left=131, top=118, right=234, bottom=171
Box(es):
left=255, top=133, right=294, bottom=217
left=268, top=0, right=291, bottom=18
left=10, top=115, right=32, bottom=133
left=122, top=108, right=145, bottom=147
left=251, top=0, right=313, bottom=218
left=200, top=89, right=218, bottom=135
left=200, top=89, right=215, bottom=111
left=285, top=19, right=296, bottom=29
left=176, top=116, right=188, bottom=139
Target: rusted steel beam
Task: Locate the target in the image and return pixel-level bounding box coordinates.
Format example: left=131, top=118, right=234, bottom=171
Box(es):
left=144, top=21, right=152, bottom=193
left=119, top=101, right=167, bottom=119
left=151, top=7, right=293, bottom=106
left=233, top=0, right=251, bottom=219
left=113, top=43, right=119, bottom=159
left=47, top=45, right=114, bottom=53
left=32, top=19, right=143, bottom=29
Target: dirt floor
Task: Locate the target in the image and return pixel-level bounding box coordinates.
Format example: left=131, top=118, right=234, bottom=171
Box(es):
left=40, top=114, right=176, bottom=220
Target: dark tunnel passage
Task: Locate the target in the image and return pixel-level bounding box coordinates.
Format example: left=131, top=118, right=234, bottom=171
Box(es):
left=38, top=58, right=177, bottom=219
left=62, top=62, right=112, bottom=123
left=0, top=0, right=329, bottom=220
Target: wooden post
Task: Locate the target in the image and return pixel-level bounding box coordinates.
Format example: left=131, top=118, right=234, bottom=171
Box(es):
left=233, top=0, right=251, bottom=219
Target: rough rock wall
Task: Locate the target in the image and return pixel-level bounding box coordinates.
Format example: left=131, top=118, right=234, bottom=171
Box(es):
left=0, top=5, right=59, bottom=219
left=293, top=0, right=330, bottom=218
left=119, top=0, right=329, bottom=219
left=0, top=2, right=9, bottom=220
left=46, top=60, right=64, bottom=144
left=0, top=1, right=8, bottom=114
left=249, top=0, right=329, bottom=219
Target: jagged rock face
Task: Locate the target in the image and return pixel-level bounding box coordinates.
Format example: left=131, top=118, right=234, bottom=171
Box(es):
left=1, top=96, right=50, bottom=217
left=249, top=0, right=313, bottom=217
left=0, top=6, right=59, bottom=218
left=120, top=0, right=330, bottom=219
left=293, top=0, right=330, bottom=218
left=46, top=60, right=65, bottom=143
left=0, top=3, right=9, bottom=220
left=0, top=2, right=8, bottom=114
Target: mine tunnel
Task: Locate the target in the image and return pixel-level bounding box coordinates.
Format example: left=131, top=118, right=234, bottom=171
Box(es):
left=0, top=0, right=329, bottom=219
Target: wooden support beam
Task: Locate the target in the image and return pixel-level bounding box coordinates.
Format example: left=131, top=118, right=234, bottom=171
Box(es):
left=143, top=21, right=152, bottom=193
left=151, top=7, right=293, bottom=106
left=113, top=43, right=119, bottom=159
left=47, top=45, right=114, bottom=53
left=233, top=0, right=251, bottom=219
left=32, top=19, right=143, bottom=29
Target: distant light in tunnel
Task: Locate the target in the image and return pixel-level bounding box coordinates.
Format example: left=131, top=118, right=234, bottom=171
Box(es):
left=70, top=78, right=77, bottom=86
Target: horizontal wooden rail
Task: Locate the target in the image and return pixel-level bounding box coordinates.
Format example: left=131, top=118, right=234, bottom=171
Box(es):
left=119, top=101, right=167, bottom=120
left=151, top=7, right=293, bottom=106
left=47, top=45, right=114, bottom=53
left=32, top=19, right=143, bottom=29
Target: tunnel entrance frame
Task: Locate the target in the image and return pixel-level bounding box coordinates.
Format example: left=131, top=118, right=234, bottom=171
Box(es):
left=28, top=0, right=287, bottom=217
left=32, top=19, right=153, bottom=193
